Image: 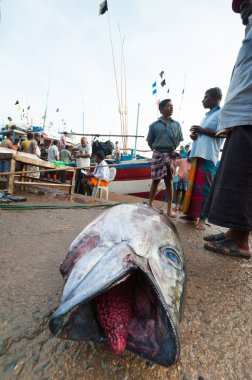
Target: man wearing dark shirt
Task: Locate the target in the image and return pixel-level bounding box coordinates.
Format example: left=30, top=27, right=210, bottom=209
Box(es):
left=147, top=99, right=183, bottom=217
left=203, top=0, right=252, bottom=258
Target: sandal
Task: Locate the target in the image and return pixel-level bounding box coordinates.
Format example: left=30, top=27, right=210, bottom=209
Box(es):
left=204, top=238, right=251, bottom=259
left=203, top=232, right=226, bottom=242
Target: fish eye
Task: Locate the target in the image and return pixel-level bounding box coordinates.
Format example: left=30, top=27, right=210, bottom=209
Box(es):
left=159, top=248, right=181, bottom=268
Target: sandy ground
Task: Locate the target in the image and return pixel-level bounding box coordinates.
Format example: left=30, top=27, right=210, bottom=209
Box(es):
left=0, top=191, right=251, bottom=380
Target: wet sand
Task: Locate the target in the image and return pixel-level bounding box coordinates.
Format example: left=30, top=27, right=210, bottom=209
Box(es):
left=0, top=192, right=251, bottom=379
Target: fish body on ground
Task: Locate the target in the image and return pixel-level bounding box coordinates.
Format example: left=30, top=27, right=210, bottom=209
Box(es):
left=49, top=203, right=186, bottom=367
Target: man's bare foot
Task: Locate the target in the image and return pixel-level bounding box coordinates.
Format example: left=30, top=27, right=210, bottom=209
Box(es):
left=149, top=204, right=164, bottom=214
left=167, top=211, right=177, bottom=218
left=180, top=215, right=197, bottom=221
left=196, top=219, right=205, bottom=230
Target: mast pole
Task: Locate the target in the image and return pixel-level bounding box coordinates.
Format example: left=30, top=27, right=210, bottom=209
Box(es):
left=42, top=69, right=51, bottom=129
left=156, top=88, right=158, bottom=118
left=118, top=24, right=128, bottom=154
left=82, top=99, right=85, bottom=135
left=106, top=10, right=122, bottom=134
left=134, top=103, right=140, bottom=159
left=26, top=95, right=30, bottom=128
left=177, top=73, right=187, bottom=121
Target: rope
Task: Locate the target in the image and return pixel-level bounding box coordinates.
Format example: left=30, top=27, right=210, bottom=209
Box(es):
left=0, top=202, right=122, bottom=210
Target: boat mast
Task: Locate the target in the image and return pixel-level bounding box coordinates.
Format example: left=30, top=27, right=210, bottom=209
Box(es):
left=103, top=3, right=128, bottom=154
left=82, top=99, right=85, bottom=135
left=134, top=103, right=140, bottom=159
left=118, top=24, right=128, bottom=155
left=106, top=11, right=122, bottom=134
left=177, top=73, right=186, bottom=121
left=42, top=70, right=51, bottom=129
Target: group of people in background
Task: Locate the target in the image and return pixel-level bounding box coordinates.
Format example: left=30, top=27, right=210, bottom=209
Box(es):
left=0, top=130, right=71, bottom=180
left=0, top=130, right=111, bottom=194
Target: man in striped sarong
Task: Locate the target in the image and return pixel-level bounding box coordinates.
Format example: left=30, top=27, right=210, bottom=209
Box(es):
left=147, top=99, right=183, bottom=217
left=181, top=88, right=224, bottom=230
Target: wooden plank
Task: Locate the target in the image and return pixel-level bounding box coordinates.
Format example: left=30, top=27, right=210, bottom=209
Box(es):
left=1, top=167, right=75, bottom=176
left=13, top=155, right=55, bottom=168
left=14, top=181, right=71, bottom=187
left=69, top=169, right=76, bottom=195
left=0, top=147, right=16, bottom=160
left=7, top=158, right=16, bottom=194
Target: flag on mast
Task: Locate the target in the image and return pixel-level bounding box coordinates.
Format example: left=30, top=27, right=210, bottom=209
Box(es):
left=15, top=100, right=21, bottom=110
left=160, top=79, right=166, bottom=87
left=152, top=81, right=157, bottom=95
left=99, top=0, right=108, bottom=15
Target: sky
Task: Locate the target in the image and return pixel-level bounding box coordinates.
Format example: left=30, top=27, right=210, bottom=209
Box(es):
left=0, top=0, right=245, bottom=150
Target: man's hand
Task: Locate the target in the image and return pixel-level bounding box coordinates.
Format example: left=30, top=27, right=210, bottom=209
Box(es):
left=190, top=132, right=198, bottom=141
left=240, top=1, right=252, bottom=25
left=190, top=125, right=203, bottom=134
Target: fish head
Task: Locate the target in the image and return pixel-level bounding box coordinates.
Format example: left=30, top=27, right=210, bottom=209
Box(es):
left=49, top=204, right=186, bottom=367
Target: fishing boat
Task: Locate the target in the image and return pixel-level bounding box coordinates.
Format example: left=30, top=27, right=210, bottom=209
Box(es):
left=71, top=131, right=168, bottom=201
left=108, top=152, right=166, bottom=200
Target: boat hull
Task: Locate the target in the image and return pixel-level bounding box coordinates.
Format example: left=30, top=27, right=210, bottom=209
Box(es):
left=109, top=159, right=167, bottom=201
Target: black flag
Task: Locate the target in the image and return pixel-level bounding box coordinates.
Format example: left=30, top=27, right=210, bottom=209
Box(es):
left=15, top=100, right=19, bottom=105
left=160, top=79, right=166, bottom=87
left=159, top=71, right=164, bottom=78
left=27, top=105, right=30, bottom=110
left=99, top=0, right=108, bottom=15
left=56, top=108, right=59, bottom=112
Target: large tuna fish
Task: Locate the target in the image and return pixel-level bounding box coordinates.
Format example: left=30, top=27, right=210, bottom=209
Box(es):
left=49, top=203, right=186, bottom=367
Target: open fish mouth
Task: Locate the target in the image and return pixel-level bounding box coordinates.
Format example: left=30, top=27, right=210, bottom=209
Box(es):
left=50, top=267, right=179, bottom=367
